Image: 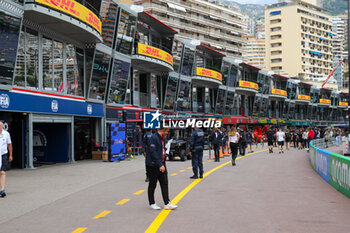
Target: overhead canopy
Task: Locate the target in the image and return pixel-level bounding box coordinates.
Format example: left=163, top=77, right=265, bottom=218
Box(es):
left=199, top=44, right=226, bottom=58
left=241, top=62, right=261, bottom=71
left=138, top=11, right=178, bottom=35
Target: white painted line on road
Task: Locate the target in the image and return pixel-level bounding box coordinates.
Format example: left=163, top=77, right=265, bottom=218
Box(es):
left=134, top=190, right=145, bottom=195
left=116, top=199, right=130, bottom=205
left=72, top=227, right=87, bottom=233
left=93, top=210, right=111, bottom=219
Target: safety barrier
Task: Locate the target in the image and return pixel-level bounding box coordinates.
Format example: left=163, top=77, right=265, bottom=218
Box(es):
left=309, top=139, right=350, bottom=198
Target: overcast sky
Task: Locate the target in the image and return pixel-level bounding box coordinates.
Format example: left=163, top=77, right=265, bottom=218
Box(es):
left=232, top=0, right=276, bottom=5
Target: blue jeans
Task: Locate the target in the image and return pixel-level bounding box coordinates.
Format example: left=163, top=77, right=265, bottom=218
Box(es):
left=192, top=148, right=203, bottom=176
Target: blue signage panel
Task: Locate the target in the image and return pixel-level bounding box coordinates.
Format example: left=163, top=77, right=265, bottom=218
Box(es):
left=315, top=149, right=330, bottom=183
left=0, top=91, right=104, bottom=117
left=109, top=123, right=126, bottom=161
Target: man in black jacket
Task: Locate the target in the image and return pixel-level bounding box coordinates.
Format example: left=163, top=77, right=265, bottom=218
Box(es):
left=147, top=127, right=177, bottom=210
left=210, top=128, right=222, bottom=162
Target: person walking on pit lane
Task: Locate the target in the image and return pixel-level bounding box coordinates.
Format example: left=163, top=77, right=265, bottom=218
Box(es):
left=210, top=128, right=222, bottom=162
left=0, top=121, right=12, bottom=198
left=239, top=129, right=247, bottom=156
left=147, top=127, right=177, bottom=210
left=276, top=128, right=285, bottom=154
left=142, top=129, right=156, bottom=182
left=228, top=127, right=240, bottom=166
left=190, top=126, right=205, bottom=179
left=266, top=127, right=275, bottom=153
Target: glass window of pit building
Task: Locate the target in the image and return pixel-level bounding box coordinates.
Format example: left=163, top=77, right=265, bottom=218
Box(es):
left=0, top=11, right=21, bottom=86
left=115, top=9, right=137, bottom=55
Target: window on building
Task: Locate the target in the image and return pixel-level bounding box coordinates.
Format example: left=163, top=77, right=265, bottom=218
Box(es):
left=42, top=36, right=53, bottom=90
left=100, top=0, right=118, bottom=48
left=66, top=44, right=84, bottom=96
left=176, top=80, right=191, bottom=112
left=164, top=76, right=178, bottom=110
left=182, top=47, right=194, bottom=76
left=89, top=50, right=111, bottom=100
left=108, top=58, right=130, bottom=105
left=25, top=28, right=39, bottom=89
left=0, top=10, right=21, bottom=85
left=14, top=27, right=25, bottom=87
left=53, top=40, right=64, bottom=92
left=115, top=9, right=137, bottom=55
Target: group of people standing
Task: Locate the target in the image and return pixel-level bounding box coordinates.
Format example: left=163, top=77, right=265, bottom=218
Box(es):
left=209, top=127, right=254, bottom=166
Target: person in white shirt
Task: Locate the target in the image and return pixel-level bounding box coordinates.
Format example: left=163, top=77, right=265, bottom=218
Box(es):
left=276, top=128, right=285, bottom=154
left=0, top=121, right=12, bottom=198
left=228, top=127, right=240, bottom=166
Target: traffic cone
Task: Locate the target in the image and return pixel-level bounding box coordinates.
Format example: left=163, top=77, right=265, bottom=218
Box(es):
left=219, top=147, right=224, bottom=158
left=224, top=146, right=229, bottom=156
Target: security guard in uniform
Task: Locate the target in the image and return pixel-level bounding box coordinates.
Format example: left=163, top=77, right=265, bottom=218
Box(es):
left=190, top=126, right=205, bottom=179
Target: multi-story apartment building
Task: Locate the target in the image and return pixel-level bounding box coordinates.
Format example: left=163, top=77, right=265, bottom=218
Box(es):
left=135, top=0, right=248, bottom=59
left=265, top=0, right=333, bottom=80
left=243, top=35, right=265, bottom=69
left=332, top=15, right=347, bottom=90
left=332, top=14, right=349, bottom=89
left=255, top=17, right=265, bottom=39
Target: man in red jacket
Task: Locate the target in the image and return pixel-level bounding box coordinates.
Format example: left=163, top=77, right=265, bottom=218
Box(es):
left=307, top=128, right=315, bottom=149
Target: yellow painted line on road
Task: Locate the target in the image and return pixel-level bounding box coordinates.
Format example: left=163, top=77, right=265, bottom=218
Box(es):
left=116, top=199, right=130, bottom=205
left=145, top=149, right=267, bottom=233
left=203, top=162, right=206, bottom=164
left=179, top=170, right=185, bottom=172
left=134, top=190, right=145, bottom=195
left=72, top=227, right=87, bottom=233
left=93, top=210, right=111, bottom=219
left=170, top=173, right=177, bottom=176
left=187, top=167, right=192, bottom=169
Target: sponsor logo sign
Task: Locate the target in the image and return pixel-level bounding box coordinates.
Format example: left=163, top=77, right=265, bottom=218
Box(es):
left=297, top=94, right=311, bottom=101
left=138, top=43, right=173, bottom=66
left=0, top=94, right=10, bottom=108
left=143, top=111, right=222, bottom=129
left=143, top=111, right=161, bottom=129
left=329, top=156, right=350, bottom=197
left=51, top=100, right=59, bottom=112
left=319, top=99, right=331, bottom=104
left=315, top=149, right=330, bottom=182
left=339, top=102, right=348, bottom=107
left=238, top=80, right=258, bottom=90
left=271, top=88, right=287, bottom=96
left=35, top=0, right=102, bottom=34
left=196, top=67, right=222, bottom=82
left=87, top=104, right=92, bottom=115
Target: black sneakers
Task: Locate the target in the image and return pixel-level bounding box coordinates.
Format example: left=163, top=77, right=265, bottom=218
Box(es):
left=0, top=190, right=6, bottom=198
left=190, top=175, right=198, bottom=179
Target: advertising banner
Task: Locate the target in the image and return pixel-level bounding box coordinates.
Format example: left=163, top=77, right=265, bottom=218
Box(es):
left=271, top=88, right=287, bottom=96
left=109, top=123, right=126, bottom=161
left=35, top=0, right=102, bottom=34
left=297, top=94, right=311, bottom=101
left=138, top=43, right=173, bottom=66
left=319, top=99, right=331, bottom=104
left=196, top=67, right=222, bottom=82
left=329, top=155, right=350, bottom=197
left=238, top=80, right=258, bottom=90
left=339, top=102, right=348, bottom=107
left=314, top=149, right=330, bottom=182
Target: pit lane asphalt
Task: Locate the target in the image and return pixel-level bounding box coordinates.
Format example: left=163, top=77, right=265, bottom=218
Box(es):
left=1, top=147, right=350, bottom=233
